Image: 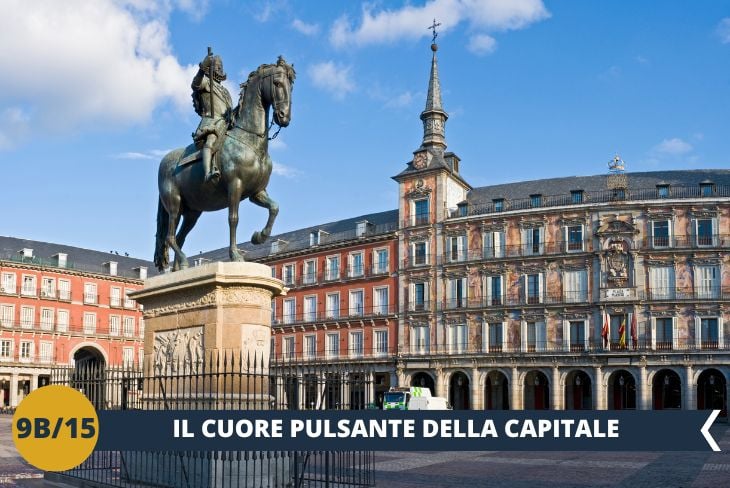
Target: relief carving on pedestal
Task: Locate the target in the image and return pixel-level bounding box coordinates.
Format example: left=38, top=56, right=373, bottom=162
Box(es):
left=153, top=326, right=204, bottom=375
left=143, top=286, right=274, bottom=317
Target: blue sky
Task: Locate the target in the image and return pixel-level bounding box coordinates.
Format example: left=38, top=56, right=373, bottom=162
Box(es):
left=1, top=1, right=729, bottom=260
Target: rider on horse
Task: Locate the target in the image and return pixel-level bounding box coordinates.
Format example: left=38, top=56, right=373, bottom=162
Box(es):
left=191, top=50, right=233, bottom=183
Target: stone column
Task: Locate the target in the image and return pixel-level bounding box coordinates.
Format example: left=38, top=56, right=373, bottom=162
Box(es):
left=683, top=365, right=694, bottom=411
left=342, top=373, right=350, bottom=409
left=638, top=366, right=650, bottom=410
left=511, top=367, right=521, bottom=410
left=390, top=371, right=398, bottom=389
left=593, top=366, right=603, bottom=410
left=471, top=368, right=481, bottom=410
left=31, top=374, right=39, bottom=392
left=551, top=367, right=561, bottom=410
left=435, top=370, right=446, bottom=399
left=9, top=373, right=18, bottom=407
left=368, top=371, right=375, bottom=406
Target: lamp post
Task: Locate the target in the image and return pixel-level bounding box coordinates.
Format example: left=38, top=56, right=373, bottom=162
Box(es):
left=619, top=374, right=626, bottom=409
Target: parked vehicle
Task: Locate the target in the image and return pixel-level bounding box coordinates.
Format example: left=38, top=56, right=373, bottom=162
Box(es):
left=383, top=386, right=451, bottom=410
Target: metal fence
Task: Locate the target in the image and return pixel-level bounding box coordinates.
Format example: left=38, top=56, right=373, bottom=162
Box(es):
left=49, top=351, right=376, bottom=488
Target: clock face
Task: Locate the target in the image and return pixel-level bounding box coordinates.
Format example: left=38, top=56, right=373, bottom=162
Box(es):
left=413, top=152, right=427, bottom=169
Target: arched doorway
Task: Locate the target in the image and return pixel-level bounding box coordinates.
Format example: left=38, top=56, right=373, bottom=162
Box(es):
left=523, top=370, right=549, bottom=410
left=653, top=369, right=681, bottom=410
left=565, top=370, right=592, bottom=410
left=411, top=372, right=436, bottom=396
left=484, top=371, right=509, bottom=410
left=72, top=346, right=106, bottom=409
left=608, top=370, right=637, bottom=410
left=449, top=371, right=470, bottom=410
left=697, top=369, right=727, bottom=418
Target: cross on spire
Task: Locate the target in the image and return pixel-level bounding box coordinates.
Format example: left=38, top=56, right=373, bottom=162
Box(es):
left=428, top=18, right=441, bottom=44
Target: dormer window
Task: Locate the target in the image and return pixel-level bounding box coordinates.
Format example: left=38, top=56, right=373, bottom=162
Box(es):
left=656, top=184, right=669, bottom=198
left=271, top=240, right=286, bottom=254
left=356, top=221, right=372, bottom=237
left=104, top=261, right=118, bottom=276
left=54, top=253, right=67, bottom=268
left=530, top=194, right=542, bottom=207
left=700, top=181, right=714, bottom=197
left=457, top=202, right=468, bottom=217
left=493, top=199, right=504, bottom=212
left=571, top=190, right=584, bottom=204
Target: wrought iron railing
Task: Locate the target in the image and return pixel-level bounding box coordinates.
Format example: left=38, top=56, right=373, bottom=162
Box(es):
left=274, top=304, right=396, bottom=326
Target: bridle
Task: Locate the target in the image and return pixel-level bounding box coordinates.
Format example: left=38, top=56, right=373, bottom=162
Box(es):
left=236, top=65, right=290, bottom=141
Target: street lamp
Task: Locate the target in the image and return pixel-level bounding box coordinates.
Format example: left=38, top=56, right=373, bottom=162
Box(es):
left=619, top=375, right=626, bottom=409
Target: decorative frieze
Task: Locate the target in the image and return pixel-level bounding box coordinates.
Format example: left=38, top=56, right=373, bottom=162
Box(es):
left=153, top=326, right=204, bottom=375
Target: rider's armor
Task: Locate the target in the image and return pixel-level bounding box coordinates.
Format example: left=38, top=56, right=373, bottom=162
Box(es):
left=191, top=54, right=233, bottom=182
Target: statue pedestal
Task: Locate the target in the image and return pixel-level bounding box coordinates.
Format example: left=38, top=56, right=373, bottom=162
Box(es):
left=129, top=262, right=286, bottom=409
left=124, top=262, right=293, bottom=487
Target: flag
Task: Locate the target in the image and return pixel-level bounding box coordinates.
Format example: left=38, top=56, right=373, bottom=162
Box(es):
left=630, top=312, right=638, bottom=349
left=618, top=316, right=626, bottom=348
left=601, top=312, right=609, bottom=348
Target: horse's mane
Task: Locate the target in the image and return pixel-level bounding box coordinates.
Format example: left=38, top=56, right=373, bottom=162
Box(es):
left=232, top=56, right=296, bottom=124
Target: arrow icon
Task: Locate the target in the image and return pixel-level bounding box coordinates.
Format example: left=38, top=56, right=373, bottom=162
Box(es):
left=701, top=410, right=721, bottom=452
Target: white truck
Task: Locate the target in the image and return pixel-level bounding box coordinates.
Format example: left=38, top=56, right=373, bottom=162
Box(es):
left=383, top=387, right=451, bottom=410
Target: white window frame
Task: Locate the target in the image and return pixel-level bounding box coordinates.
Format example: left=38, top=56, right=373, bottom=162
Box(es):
left=40, top=277, right=56, bottom=298
left=521, top=226, right=544, bottom=256
left=446, top=235, right=467, bottom=262
left=650, top=316, right=677, bottom=350
left=694, top=217, right=717, bottom=247
left=110, top=287, right=122, bottom=307
left=326, top=293, right=340, bottom=319
left=349, top=330, right=364, bottom=358
left=39, top=341, right=53, bottom=363
left=283, top=336, right=295, bottom=360
left=449, top=323, right=468, bottom=353
left=410, top=241, right=429, bottom=266
left=282, top=263, right=296, bottom=286
left=1, top=272, right=16, bottom=294
left=283, top=298, right=296, bottom=324
left=325, top=255, right=340, bottom=281
left=0, top=339, right=12, bottom=360
left=695, top=316, right=724, bottom=349
left=649, top=266, right=675, bottom=300
left=523, top=272, right=544, bottom=305
left=57, top=309, right=69, bottom=332
left=563, top=319, right=589, bottom=352
left=83, top=312, right=97, bottom=334
left=410, top=326, right=429, bottom=354
left=304, top=334, right=317, bottom=360
left=695, top=265, right=719, bottom=299
left=40, top=308, right=54, bottom=331
left=123, top=316, right=135, bottom=337
left=349, top=251, right=365, bottom=278
left=650, top=219, right=673, bottom=249
left=348, top=289, right=364, bottom=317
left=109, top=315, right=121, bottom=336
left=374, top=329, right=389, bottom=357
left=564, top=224, right=584, bottom=252
left=19, top=340, right=33, bottom=361
left=124, top=289, right=135, bottom=309
left=483, top=230, right=505, bottom=259
left=446, top=277, right=467, bottom=309
left=484, top=274, right=504, bottom=307
left=58, top=279, right=71, bottom=300
left=483, top=321, right=507, bottom=353
left=1, top=304, right=15, bottom=328
left=20, top=306, right=34, bottom=329
left=326, top=332, right=340, bottom=358
left=410, top=282, right=429, bottom=311
left=83, top=282, right=97, bottom=304
left=21, top=274, right=37, bottom=296
left=303, top=259, right=317, bottom=285
left=122, top=347, right=135, bottom=367
left=521, top=320, right=546, bottom=352
left=563, top=270, right=588, bottom=303
left=303, top=295, right=317, bottom=322
left=412, top=198, right=430, bottom=226
left=373, top=286, right=389, bottom=315
left=372, top=248, right=389, bottom=275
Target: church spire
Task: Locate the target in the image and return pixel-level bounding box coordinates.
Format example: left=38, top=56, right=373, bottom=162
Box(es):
left=420, top=19, right=448, bottom=150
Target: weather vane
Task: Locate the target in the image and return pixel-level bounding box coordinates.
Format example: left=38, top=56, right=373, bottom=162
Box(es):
left=428, top=18, right=441, bottom=44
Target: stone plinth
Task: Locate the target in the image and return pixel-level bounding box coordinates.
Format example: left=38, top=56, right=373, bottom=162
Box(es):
left=129, top=262, right=286, bottom=409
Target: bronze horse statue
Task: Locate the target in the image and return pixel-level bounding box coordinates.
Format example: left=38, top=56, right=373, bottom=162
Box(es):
left=154, top=57, right=295, bottom=271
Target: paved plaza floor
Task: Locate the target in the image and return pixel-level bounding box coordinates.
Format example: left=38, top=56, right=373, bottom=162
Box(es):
left=1, top=415, right=729, bottom=487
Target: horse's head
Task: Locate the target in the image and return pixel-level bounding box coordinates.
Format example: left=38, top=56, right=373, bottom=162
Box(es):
left=259, top=56, right=296, bottom=127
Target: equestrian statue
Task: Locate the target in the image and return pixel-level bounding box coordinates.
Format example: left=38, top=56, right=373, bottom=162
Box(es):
left=154, top=48, right=295, bottom=272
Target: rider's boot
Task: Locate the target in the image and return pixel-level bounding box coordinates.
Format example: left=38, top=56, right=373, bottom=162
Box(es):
left=202, top=147, right=220, bottom=183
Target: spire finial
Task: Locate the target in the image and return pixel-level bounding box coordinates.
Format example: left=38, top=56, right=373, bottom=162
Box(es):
left=428, top=18, right=442, bottom=50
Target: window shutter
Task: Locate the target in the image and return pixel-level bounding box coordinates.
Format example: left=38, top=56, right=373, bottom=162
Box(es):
left=520, top=321, right=527, bottom=353
left=501, top=322, right=508, bottom=351
left=523, top=229, right=531, bottom=255
left=650, top=318, right=656, bottom=350
left=522, top=275, right=527, bottom=302
left=461, top=277, right=468, bottom=304
left=537, top=322, right=547, bottom=352
left=459, top=235, right=467, bottom=260
left=484, top=276, right=492, bottom=306
left=482, top=322, right=489, bottom=352
left=583, top=320, right=590, bottom=350
left=712, top=218, right=718, bottom=246
left=494, top=231, right=503, bottom=257
left=563, top=320, right=570, bottom=351
left=538, top=272, right=544, bottom=303
left=718, top=317, right=725, bottom=349
left=695, top=316, right=701, bottom=349
left=538, top=227, right=545, bottom=254
left=484, top=232, right=493, bottom=257
left=563, top=226, right=568, bottom=251
left=649, top=221, right=655, bottom=247
left=672, top=317, right=678, bottom=350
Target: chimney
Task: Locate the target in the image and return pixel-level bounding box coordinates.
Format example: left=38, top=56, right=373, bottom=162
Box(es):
left=136, top=266, right=147, bottom=280
left=104, top=261, right=118, bottom=276
left=53, top=253, right=67, bottom=268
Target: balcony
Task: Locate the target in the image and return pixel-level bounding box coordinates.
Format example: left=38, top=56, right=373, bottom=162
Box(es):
left=84, top=293, right=99, bottom=305
left=273, top=304, right=396, bottom=326
left=438, top=292, right=591, bottom=311
left=271, top=346, right=399, bottom=364
left=0, top=319, right=142, bottom=338
left=642, top=234, right=729, bottom=250
left=439, top=240, right=594, bottom=265
left=644, top=287, right=729, bottom=301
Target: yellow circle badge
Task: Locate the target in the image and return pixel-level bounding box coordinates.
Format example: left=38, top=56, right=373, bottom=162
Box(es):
left=12, top=385, right=99, bottom=471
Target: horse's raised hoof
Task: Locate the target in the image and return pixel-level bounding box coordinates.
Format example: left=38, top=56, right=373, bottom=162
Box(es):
left=230, top=248, right=245, bottom=262
left=251, top=230, right=268, bottom=245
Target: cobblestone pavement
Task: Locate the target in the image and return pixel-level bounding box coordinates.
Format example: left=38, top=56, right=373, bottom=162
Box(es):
left=1, top=417, right=728, bottom=487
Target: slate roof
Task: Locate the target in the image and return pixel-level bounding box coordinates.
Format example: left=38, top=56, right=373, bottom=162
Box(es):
left=466, top=169, right=730, bottom=204
left=0, top=236, right=155, bottom=280
left=200, top=209, right=399, bottom=262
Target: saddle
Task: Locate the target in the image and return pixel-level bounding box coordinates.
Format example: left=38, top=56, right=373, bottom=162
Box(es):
left=177, top=130, right=228, bottom=168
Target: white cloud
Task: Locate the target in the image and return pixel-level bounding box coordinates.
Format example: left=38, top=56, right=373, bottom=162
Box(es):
left=269, top=138, right=287, bottom=151
left=385, top=91, right=416, bottom=108
left=467, top=34, right=497, bottom=55
left=272, top=161, right=300, bottom=178
left=254, top=0, right=289, bottom=23
left=0, top=107, right=31, bottom=149
left=308, top=61, right=356, bottom=100
left=652, top=138, right=693, bottom=157
left=717, top=18, right=730, bottom=44
left=0, top=0, right=198, bottom=148
left=329, top=0, right=549, bottom=49
left=292, top=18, right=319, bottom=36
left=112, top=148, right=172, bottom=160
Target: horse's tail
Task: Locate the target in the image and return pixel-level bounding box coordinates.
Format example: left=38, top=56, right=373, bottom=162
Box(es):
left=154, top=198, right=169, bottom=272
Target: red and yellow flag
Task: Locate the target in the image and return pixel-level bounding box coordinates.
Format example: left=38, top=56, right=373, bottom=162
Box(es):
left=618, top=317, right=626, bottom=348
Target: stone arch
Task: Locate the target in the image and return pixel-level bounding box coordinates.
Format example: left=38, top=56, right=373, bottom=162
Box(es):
left=69, top=342, right=109, bottom=366
left=564, top=369, right=593, bottom=410
left=483, top=369, right=510, bottom=410
left=449, top=370, right=471, bottom=410
left=697, top=368, right=727, bottom=418
left=652, top=368, right=682, bottom=410
left=410, top=371, right=436, bottom=396
left=523, top=370, right=550, bottom=410
left=607, top=369, right=637, bottom=410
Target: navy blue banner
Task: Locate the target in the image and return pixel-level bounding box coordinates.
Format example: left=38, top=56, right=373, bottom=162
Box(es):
left=96, top=410, right=721, bottom=451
